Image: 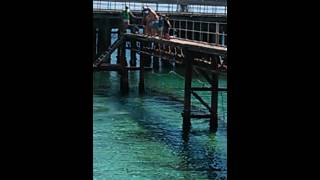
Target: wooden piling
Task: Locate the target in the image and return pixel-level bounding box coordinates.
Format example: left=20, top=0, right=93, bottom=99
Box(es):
left=152, top=43, right=159, bottom=71
left=182, top=49, right=192, bottom=130
left=97, top=21, right=107, bottom=57
left=120, top=40, right=129, bottom=94
left=209, top=56, right=219, bottom=132
left=93, top=27, right=97, bottom=62
left=122, top=40, right=127, bottom=66
left=153, top=56, right=160, bottom=71
left=139, top=41, right=145, bottom=94
left=117, top=29, right=121, bottom=64
left=130, top=39, right=137, bottom=66
left=105, top=25, right=111, bottom=63
left=145, top=41, right=152, bottom=67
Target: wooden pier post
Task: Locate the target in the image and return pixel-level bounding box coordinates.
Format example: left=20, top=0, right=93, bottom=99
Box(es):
left=182, top=49, right=192, bottom=130
left=120, top=39, right=129, bottom=94
left=97, top=21, right=107, bottom=57
left=139, top=41, right=145, bottom=94
left=122, top=40, right=127, bottom=66
left=161, top=44, right=172, bottom=69
left=145, top=41, right=152, bottom=67
left=130, top=39, right=137, bottom=66
left=117, top=29, right=121, bottom=64
left=210, top=57, right=219, bottom=132
left=105, top=25, right=111, bottom=63
left=153, top=56, right=160, bottom=71
left=152, top=43, right=159, bottom=71
left=93, top=27, right=97, bottom=62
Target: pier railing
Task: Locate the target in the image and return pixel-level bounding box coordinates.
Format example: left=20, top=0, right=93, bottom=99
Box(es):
left=93, top=0, right=227, bottom=15
left=169, top=19, right=227, bottom=47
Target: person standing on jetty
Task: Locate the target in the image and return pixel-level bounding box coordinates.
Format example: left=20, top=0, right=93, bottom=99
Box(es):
left=122, top=5, right=139, bottom=34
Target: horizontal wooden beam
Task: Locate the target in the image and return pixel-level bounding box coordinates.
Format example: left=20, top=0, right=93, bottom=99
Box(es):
left=131, top=48, right=183, bottom=63
left=124, top=33, right=226, bottom=56
left=93, top=63, right=122, bottom=71
left=191, top=87, right=211, bottom=91
left=192, top=65, right=227, bottom=76
left=191, top=87, right=227, bottom=91
left=218, top=88, right=227, bottom=91
left=125, top=67, right=152, bottom=71
left=190, top=114, right=211, bottom=118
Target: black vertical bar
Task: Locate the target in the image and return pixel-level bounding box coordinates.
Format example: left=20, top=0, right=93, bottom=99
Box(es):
left=97, top=21, right=107, bottom=57
left=93, top=26, right=97, bottom=62
left=139, top=41, right=145, bottom=94
left=182, top=48, right=192, bottom=130
left=105, top=24, right=111, bottom=63
left=120, top=40, right=129, bottom=94
left=210, top=73, right=218, bottom=132
left=130, top=39, right=136, bottom=66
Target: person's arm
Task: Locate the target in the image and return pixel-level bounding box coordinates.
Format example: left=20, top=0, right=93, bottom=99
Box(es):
left=129, top=11, right=137, bottom=19
left=167, top=20, right=171, bottom=28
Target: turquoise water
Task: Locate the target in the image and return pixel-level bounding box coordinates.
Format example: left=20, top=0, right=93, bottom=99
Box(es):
left=93, top=36, right=227, bottom=179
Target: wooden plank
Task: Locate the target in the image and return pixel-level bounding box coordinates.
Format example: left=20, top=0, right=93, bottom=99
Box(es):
left=125, top=67, right=152, bottom=71
left=94, top=63, right=122, bottom=71
left=218, top=88, right=227, bottom=91
left=193, top=65, right=227, bottom=76
left=124, top=33, right=226, bottom=56
left=93, top=64, right=157, bottom=72
left=94, top=36, right=124, bottom=67
left=191, top=91, right=212, bottom=113
left=190, top=114, right=211, bottom=118
left=191, top=87, right=211, bottom=91
left=191, top=87, right=227, bottom=91
left=131, top=48, right=183, bottom=63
